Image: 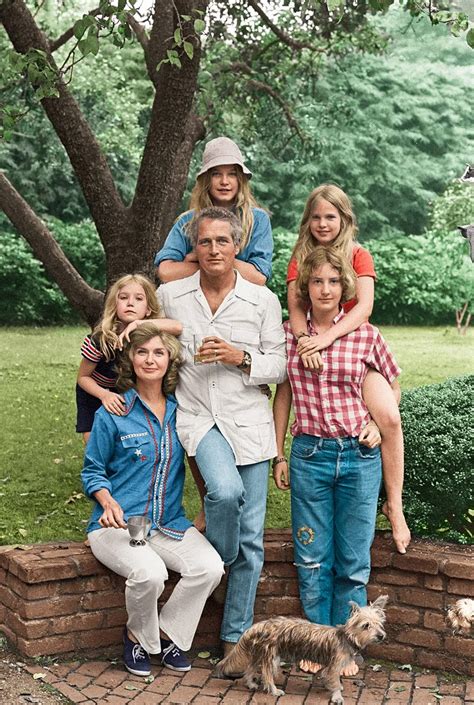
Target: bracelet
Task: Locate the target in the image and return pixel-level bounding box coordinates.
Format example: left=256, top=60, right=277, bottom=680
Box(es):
left=272, top=456, right=288, bottom=468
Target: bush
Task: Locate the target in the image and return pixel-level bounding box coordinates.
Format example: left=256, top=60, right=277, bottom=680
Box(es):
left=401, top=375, right=473, bottom=544
left=268, top=227, right=297, bottom=319
left=0, top=218, right=105, bottom=324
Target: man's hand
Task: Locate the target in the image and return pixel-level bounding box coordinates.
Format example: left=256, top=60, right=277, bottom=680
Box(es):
left=358, top=420, right=381, bottom=448
left=273, top=459, right=290, bottom=490
left=184, top=251, right=199, bottom=263
left=198, top=336, right=244, bottom=367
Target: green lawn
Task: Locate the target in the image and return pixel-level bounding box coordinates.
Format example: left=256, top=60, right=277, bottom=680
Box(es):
left=0, top=325, right=472, bottom=545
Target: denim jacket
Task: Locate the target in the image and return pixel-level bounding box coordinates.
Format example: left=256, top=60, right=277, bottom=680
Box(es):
left=81, top=389, right=192, bottom=538
left=154, top=207, right=273, bottom=281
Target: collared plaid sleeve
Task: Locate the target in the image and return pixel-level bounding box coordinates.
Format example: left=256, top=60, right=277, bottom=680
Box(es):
left=80, top=335, right=103, bottom=364
left=366, top=329, right=401, bottom=384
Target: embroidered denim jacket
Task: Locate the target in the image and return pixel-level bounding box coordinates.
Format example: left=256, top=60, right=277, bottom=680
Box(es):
left=81, top=389, right=192, bottom=538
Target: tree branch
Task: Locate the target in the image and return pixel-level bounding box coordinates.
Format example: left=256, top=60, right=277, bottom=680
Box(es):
left=246, top=0, right=327, bottom=53
left=0, top=0, right=126, bottom=250
left=49, top=8, right=100, bottom=52
left=0, top=171, right=104, bottom=325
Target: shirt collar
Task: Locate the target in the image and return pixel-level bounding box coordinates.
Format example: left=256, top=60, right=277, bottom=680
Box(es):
left=307, top=307, right=345, bottom=335
left=172, top=268, right=259, bottom=305
left=122, top=388, right=178, bottom=419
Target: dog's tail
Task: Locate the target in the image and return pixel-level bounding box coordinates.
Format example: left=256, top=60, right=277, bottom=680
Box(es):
left=214, top=637, right=251, bottom=678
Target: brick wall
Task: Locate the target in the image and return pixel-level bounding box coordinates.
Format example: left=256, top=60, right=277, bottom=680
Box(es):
left=0, top=530, right=472, bottom=674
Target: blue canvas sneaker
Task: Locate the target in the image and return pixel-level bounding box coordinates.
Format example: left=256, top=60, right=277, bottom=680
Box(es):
left=123, top=628, right=151, bottom=676
left=161, top=638, right=191, bottom=672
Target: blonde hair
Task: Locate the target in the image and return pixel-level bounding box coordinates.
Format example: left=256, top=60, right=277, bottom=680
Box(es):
left=187, top=166, right=260, bottom=250
left=93, top=274, right=161, bottom=361
left=116, top=322, right=183, bottom=395
left=292, top=184, right=358, bottom=266
left=296, top=246, right=356, bottom=307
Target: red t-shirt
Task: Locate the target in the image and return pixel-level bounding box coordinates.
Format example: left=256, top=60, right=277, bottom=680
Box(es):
left=286, top=244, right=376, bottom=312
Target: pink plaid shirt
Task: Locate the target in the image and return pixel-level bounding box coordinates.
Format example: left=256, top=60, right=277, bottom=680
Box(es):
left=285, top=312, right=401, bottom=438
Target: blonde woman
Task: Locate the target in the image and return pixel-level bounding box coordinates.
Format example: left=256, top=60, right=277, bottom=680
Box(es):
left=76, top=274, right=182, bottom=443
left=155, top=137, right=273, bottom=285
left=82, top=323, right=224, bottom=677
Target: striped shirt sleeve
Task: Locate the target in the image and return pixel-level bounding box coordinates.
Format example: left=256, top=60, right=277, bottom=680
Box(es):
left=80, top=335, right=103, bottom=364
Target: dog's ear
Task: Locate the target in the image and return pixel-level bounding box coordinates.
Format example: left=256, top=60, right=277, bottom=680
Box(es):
left=349, top=601, right=360, bottom=614
left=371, top=595, right=388, bottom=610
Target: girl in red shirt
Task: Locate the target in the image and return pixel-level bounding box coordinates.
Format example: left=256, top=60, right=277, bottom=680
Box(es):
left=286, top=184, right=410, bottom=556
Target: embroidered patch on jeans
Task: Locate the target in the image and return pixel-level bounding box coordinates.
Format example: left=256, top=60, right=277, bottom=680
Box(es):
left=296, top=526, right=315, bottom=545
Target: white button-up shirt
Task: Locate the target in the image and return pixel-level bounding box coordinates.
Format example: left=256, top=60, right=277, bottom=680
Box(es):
left=157, top=271, right=287, bottom=465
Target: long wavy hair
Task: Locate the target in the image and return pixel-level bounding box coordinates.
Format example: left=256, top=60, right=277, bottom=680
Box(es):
left=296, top=246, right=356, bottom=308
left=92, top=274, right=161, bottom=361
left=116, top=322, right=183, bottom=395
left=292, top=184, right=358, bottom=267
left=186, top=166, right=260, bottom=250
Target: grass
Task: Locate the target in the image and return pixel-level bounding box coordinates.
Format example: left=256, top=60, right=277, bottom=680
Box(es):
left=0, top=325, right=472, bottom=545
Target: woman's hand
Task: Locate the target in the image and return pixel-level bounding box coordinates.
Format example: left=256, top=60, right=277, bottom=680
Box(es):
left=273, top=459, right=290, bottom=490
left=98, top=497, right=127, bottom=529
left=297, top=330, right=334, bottom=356
left=198, top=336, right=244, bottom=367
left=358, top=420, right=381, bottom=448
left=102, top=391, right=126, bottom=415
left=300, top=349, right=324, bottom=371
left=184, top=251, right=199, bottom=263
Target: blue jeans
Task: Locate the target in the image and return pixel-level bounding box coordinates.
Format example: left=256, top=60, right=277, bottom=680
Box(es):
left=290, top=435, right=381, bottom=627
left=195, top=426, right=269, bottom=642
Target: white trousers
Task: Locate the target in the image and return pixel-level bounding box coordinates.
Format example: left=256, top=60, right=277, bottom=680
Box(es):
left=88, top=526, right=224, bottom=654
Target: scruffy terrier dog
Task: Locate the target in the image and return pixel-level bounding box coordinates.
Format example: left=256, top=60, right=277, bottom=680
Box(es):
left=216, top=595, right=388, bottom=704
left=447, top=598, right=474, bottom=634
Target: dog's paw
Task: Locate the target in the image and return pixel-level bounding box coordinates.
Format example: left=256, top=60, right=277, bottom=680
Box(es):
left=330, top=696, right=344, bottom=705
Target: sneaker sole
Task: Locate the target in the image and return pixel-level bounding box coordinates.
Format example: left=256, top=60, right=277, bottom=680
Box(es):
left=124, top=664, right=151, bottom=677
left=162, top=661, right=191, bottom=672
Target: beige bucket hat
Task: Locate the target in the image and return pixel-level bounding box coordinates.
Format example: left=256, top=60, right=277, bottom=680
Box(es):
left=197, top=137, right=252, bottom=178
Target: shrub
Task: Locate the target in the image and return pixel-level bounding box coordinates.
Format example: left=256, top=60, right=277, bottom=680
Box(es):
left=268, top=227, right=297, bottom=319
left=401, top=375, right=473, bottom=544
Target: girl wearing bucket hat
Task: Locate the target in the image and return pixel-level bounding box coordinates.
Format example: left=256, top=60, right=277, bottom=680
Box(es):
left=154, top=137, right=273, bottom=285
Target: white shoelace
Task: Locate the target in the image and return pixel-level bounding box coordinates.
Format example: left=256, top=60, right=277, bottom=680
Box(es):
left=132, top=643, right=147, bottom=662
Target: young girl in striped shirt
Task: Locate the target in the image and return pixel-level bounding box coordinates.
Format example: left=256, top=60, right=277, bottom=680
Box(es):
left=76, top=273, right=182, bottom=443
left=286, top=184, right=410, bottom=555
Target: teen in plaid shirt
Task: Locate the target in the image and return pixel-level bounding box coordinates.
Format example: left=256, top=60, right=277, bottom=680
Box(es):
left=273, top=246, right=402, bottom=677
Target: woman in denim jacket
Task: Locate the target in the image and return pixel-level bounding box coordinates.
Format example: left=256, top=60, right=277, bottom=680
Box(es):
left=82, top=322, right=223, bottom=678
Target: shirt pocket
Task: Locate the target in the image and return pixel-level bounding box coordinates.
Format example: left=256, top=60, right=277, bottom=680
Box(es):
left=120, top=433, right=152, bottom=462
left=233, top=409, right=273, bottom=460
left=230, top=326, right=260, bottom=349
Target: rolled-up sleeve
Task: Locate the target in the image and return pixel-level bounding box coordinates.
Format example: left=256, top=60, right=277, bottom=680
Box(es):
left=243, top=292, right=287, bottom=386
left=241, top=209, right=273, bottom=281
left=81, top=413, right=115, bottom=498
left=154, top=216, right=191, bottom=268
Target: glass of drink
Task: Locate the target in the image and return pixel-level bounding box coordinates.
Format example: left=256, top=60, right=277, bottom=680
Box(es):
left=193, top=335, right=217, bottom=364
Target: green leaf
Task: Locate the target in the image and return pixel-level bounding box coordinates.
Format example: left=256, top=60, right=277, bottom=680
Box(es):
left=181, top=14, right=191, bottom=21
left=174, top=28, right=182, bottom=45
left=327, top=0, right=343, bottom=11
left=183, top=41, right=194, bottom=59
left=466, top=28, right=474, bottom=48
left=194, top=18, right=206, bottom=33
left=73, top=19, right=87, bottom=40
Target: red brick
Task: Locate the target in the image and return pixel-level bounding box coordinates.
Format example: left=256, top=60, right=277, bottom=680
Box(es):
left=6, top=610, right=51, bottom=639
left=416, top=650, right=468, bottom=674
left=445, top=634, right=474, bottom=658
left=397, top=627, right=441, bottom=648
left=411, top=690, right=440, bottom=705
left=66, top=672, right=94, bottom=688
left=436, top=698, right=463, bottom=705
left=263, top=542, right=295, bottom=562
left=53, top=681, right=90, bottom=702
left=263, top=563, right=297, bottom=578
left=17, top=632, right=76, bottom=656
left=366, top=584, right=396, bottom=602
left=370, top=548, right=392, bottom=568
left=466, top=680, right=474, bottom=700
left=71, top=552, right=110, bottom=576
left=397, top=587, right=444, bottom=609
left=181, top=668, right=213, bottom=687
left=76, top=661, right=111, bottom=676
left=366, top=641, right=414, bottom=663
left=192, top=696, right=228, bottom=705
left=444, top=559, right=474, bottom=580
left=414, top=674, right=438, bottom=687
left=18, top=594, right=80, bottom=619
left=373, top=570, right=420, bottom=586
left=17, top=559, right=79, bottom=583
left=0, top=584, right=19, bottom=610
left=104, top=608, right=127, bottom=627
left=53, top=611, right=105, bottom=634
left=423, top=610, right=449, bottom=631
left=393, top=552, right=439, bottom=575
left=7, top=572, right=59, bottom=599
left=256, top=577, right=286, bottom=596
left=59, top=574, right=116, bottom=595
left=199, top=677, right=232, bottom=696
left=144, top=673, right=181, bottom=694
left=37, top=546, right=86, bottom=560
left=386, top=605, right=421, bottom=625
left=165, top=685, right=201, bottom=702
left=94, top=669, right=128, bottom=688
left=131, top=693, right=166, bottom=705
left=81, top=591, right=125, bottom=610
left=448, top=578, right=474, bottom=596
left=76, top=626, right=122, bottom=649
left=260, top=596, right=302, bottom=616
left=439, top=683, right=464, bottom=695
left=424, top=575, right=445, bottom=591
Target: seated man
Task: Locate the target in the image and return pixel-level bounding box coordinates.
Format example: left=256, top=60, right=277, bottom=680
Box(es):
left=157, top=206, right=286, bottom=656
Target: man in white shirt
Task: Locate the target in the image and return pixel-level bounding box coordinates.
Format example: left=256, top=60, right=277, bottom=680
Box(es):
left=157, top=207, right=286, bottom=655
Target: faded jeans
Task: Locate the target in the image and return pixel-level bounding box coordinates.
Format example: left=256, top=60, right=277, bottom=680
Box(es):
left=195, top=425, right=269, bottom=642
left=88, top=526, right=223, bottom=653
left=290, top=434, right=381, bottom=627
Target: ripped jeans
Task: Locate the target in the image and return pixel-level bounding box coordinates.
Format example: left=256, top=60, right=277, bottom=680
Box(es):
left=290, top=434, right=381, bottom=627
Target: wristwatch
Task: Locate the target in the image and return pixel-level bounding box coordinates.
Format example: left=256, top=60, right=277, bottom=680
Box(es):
left=237, top=350, right=252, bottom=371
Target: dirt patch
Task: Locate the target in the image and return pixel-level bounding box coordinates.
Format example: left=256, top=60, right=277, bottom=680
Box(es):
left=0, top=638, right=67, bottom=704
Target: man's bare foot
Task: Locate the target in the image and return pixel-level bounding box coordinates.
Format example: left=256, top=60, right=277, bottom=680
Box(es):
left=382, top=501, right=411, bottom=554
left=341, top=660, right=359, bottom=677
left=299, top=660, right=322, bottom=674
left=193, top=508, right=206, bottom=533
